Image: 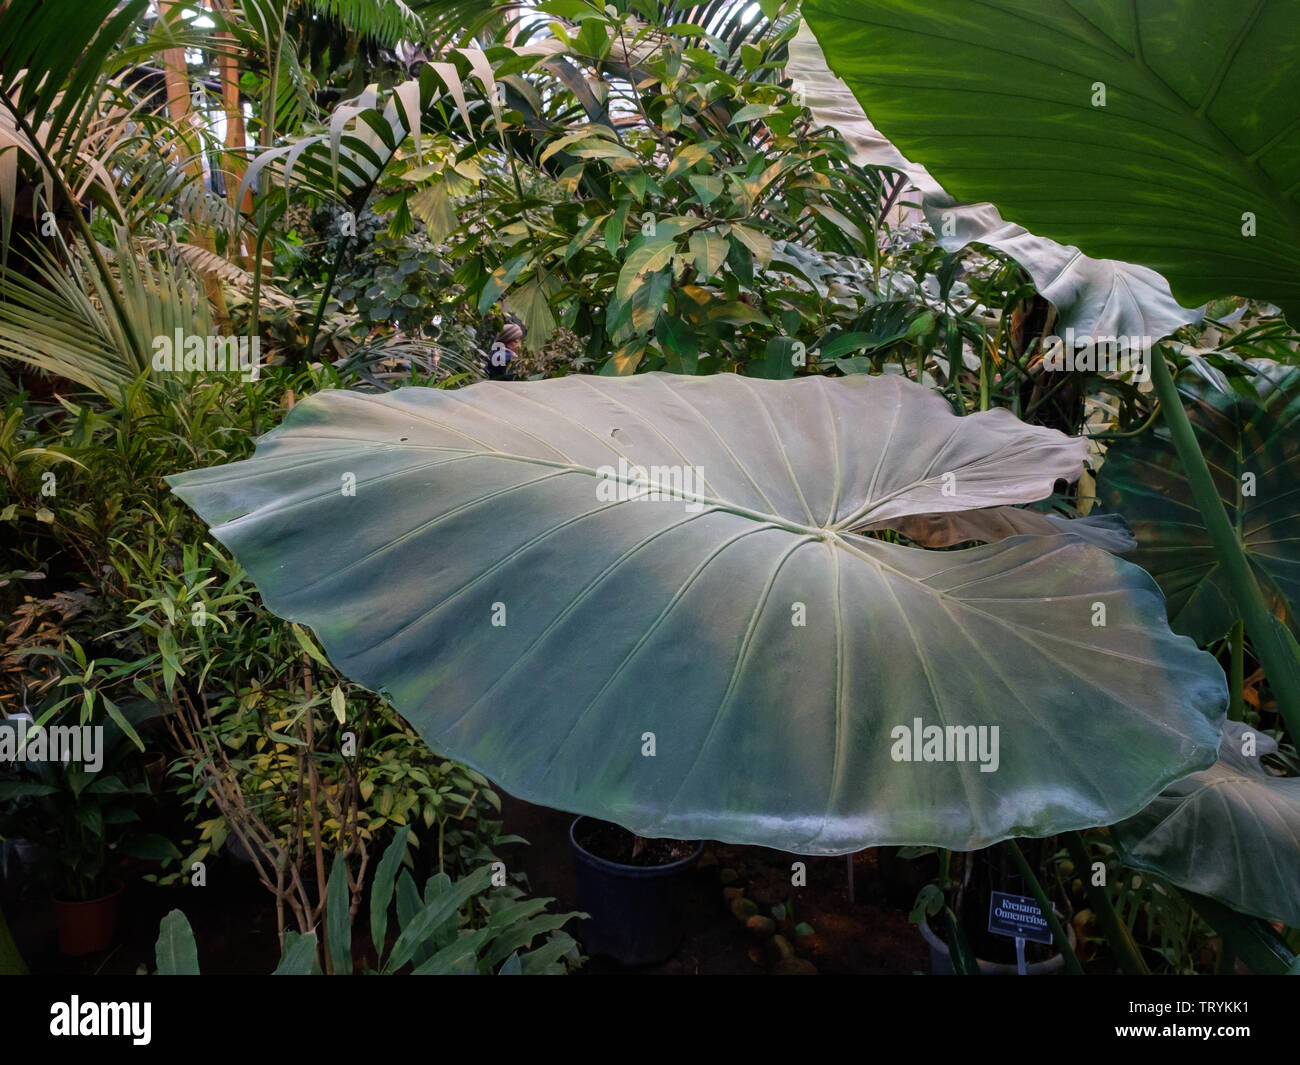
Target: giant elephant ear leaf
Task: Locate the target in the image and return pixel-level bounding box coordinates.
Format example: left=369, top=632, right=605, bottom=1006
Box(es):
left=1113, top=722, right=1300, bottom=929
left=800, top=1, right=1300, bottom=324
left=169, top=374, right=1224, bottom=853
left=1096, top=364, right=1300, bottom=644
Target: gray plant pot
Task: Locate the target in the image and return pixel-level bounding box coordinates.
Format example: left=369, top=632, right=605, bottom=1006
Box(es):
left=918, top=915, right=1077, bottom=975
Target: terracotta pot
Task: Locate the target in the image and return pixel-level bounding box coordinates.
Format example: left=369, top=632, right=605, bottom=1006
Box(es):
left=51, top=879, right=125, bottom=956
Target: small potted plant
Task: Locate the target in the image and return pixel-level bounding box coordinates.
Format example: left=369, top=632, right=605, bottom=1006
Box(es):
left=908, top=845, right=1077, bottom=975
left=0, top=711, right=178, bottom=955
left=569, top=817, right=703, bottom=966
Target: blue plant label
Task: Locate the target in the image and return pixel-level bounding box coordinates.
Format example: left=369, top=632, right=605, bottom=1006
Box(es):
left=988, top=891, right=1053, bottom=944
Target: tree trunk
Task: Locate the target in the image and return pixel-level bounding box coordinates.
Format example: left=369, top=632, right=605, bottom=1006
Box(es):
left=158, top=0, right=231, bottom=323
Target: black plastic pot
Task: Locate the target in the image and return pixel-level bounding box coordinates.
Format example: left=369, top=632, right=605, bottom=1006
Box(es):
left=569, top=817, right=703, bottom=966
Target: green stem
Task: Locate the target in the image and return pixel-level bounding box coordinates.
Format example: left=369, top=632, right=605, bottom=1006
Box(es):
left=1005, top=839, right=1084, bottom=974
left=1148, top=347, right=1300, bottom=739
left=1085, top=400, right=1162, bottom=440
left=1229, top=618, right=1245, bottom=722
left=941, top=905, right=980, bottom=975
left=1064, top=831, right=1149, bottom=975
left=306, top=229, right=353, bottom=358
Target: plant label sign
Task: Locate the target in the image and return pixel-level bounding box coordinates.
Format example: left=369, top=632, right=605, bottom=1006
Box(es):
left=988, top=891, right=1052, bottom=945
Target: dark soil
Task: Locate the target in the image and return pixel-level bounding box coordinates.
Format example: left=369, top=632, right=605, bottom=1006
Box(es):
left=574, top=819, right=698, bottom=866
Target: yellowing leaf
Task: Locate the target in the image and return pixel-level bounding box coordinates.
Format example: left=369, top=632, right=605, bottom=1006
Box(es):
left=689, top=231, right=729, bottom=279
left=665, top=141, right=716, bottom=181
left=729, top=224, right=773, bottom=268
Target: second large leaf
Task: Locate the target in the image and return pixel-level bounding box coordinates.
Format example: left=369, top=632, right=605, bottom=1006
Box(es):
left=802, top=0, right=1300, bottom=323
left=1097, top=365, right=1300, bottom=643
left=169, top=374, right=1224, bottom=853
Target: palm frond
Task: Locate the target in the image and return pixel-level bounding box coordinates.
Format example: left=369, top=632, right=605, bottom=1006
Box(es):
left=305, top=0, right=426, bottom=48
left=0, top=231, right=215, bottom=400
left=238, top=45, right=529, bottom=207
left=162, top=240, right=296, bottom=308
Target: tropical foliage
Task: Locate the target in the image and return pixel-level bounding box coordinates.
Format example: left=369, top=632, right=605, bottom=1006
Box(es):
left=0, top=0, right=1297, bottom=978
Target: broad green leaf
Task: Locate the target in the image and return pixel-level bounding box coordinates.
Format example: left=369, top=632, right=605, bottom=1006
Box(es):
left=787, top=20, right=1202, bottom=343
left=1114, top=723, right=1300, bottom=929
left=394, top=869, right=421, bottom=937
left=730, top=103, right=775, bottom=125
left=384, top=865, right=492, bottom=973
left=655, top=314, right=699, bottom=375
left=688, top=231, right=729, bottom=279
left=819, top=332, right=877, bottom=361
left=273, top=931, right=320, bottom=975
left=800, top=3, right=1300, bottom=323
left=1096, top=365, right=1300, bottom=643
left=482, top=913, right=579, bottom=970
left=169, top=374, right=1225, bottom=853
left=676, top=286, right=770, bottom=327
left=519, top=930, right=580, bottom=974
left=478, top=255, right=529, bottom=316
left=410, top=928, right=492, bottom=974
left=610, top=240, right=677, bottom=337
left=665, top=141, right=716, bottom=182
left=511, top=277, right=557, bottom=348
left=749, top=335, right=800, bottom=381
left=123, top=834, right=182, bottom=862
left=154, top=909, right=200, bottom=976
left=729, top=224, right=773, bottom=268
left=290, top=621, right=333, bottom=671
left=615, top=239, right=677, bottom=304
left=410, top=182, right=460, bottom=245
left=370, top=825, right=410, bottom=967
left=326, top=853, right=353, bottom=975
left=687, top=174, right=725, bottom=207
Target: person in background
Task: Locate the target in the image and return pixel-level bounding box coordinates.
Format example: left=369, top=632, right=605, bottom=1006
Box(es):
left=486, top=322, right=525, bottom=380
